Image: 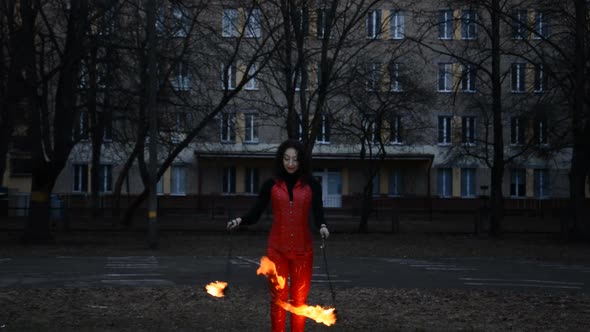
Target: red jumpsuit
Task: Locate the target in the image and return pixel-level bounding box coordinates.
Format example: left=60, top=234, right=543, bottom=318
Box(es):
left=267, top=179, right=313, bottom=332
left=241, top=176, right=325, bottom=332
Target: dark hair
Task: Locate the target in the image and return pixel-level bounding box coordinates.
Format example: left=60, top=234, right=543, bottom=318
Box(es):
left=274, top=139, right=311, bottom=181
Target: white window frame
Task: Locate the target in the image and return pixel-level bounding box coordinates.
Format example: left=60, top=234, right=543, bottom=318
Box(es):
left=533, top=11, right=549, bottom=39
left=170, top=165, right=186, bottom=195
left=534, top=169, right=550, bottom=198
left=223, top=167, right=236, bottom=194
left=511, top=116, right=525, bottom=145
left=367, top=9, right=381, bottom=39
left=437, top=63, right=453, bottom=92
left=512, top=9, right=527, bottom=40
left=437, top=168, right=452, bottom=197
left=221, top=63, right=237, bottom=90
left=316, top=114, right=330, bottom=144
left=73, top=164, right=88, bottom=193
left=438, top=116, right=452, bottom=145
left=390, top=115, right=403, bottom=144
left=535, top=117, right=548, bottom=145
left=245, top=8, right=261, bottom=38
left=172, top=61, right=191, bottom=91
left=461, top=168, right=476, bottom=198
left=98, top=164, right=112, bottom=193
left=244, top=64, right=258, bottom=90
left=511, top=63, right=526, bottom=93
left=244, top=113, right=259, bottom=143
left=533, top=64, right=545, bottom=93
left=390, top=10, right=405, bottom=39
left=245, top=168, right=259, bottom=194
left=461, top=10, right=477, bottom=40
left=461, top=64, right=476, bottom=92
left=510, top=168, right=526, bottom=198
left=222, top=9, right=239, bottom=37
left=462, top=116, right=476, bottom=145
left=366, top=62, right=381, bottom=91
left=220, top=113, right=235, bottom=142
left=389, top=62, right=402, bottom=92
left=438, top=10, right=453, bottom=40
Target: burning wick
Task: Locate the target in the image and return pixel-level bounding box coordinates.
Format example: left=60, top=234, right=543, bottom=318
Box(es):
left=256, top=256, right=337, bottom=326
left=205, top=281, right=228, bottom=298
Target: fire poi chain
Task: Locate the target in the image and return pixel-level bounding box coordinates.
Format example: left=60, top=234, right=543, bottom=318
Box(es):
left=204, top=256, right=337, bottom=326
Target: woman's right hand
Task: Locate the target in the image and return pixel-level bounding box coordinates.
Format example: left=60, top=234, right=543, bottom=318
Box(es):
left=227, top=218, right=242, bottom=231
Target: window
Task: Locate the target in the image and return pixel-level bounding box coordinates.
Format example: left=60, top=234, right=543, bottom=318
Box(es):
left=372, top=173, right=380, bottom=196
left=512, top=10, right=527, bottom=39
left=437, top=168, right=452, bottom=197
left=366, top=117, right=380, bottom=144
left=293, top=65, right=307, bottom=91
left=511, top=63, right=526, bottom=92
left=462, top=116, right=476, bottom=145
left=390, top=10, right=405, bottom=39
left=222, top=9, right=239, bottom=37
left=367, top=9, right=381, bottom=39
left=222, top=167, right=236, bottom=194
left=461, top=10, right=477, bottom=39
left=316, top=114, right=331, bottom=144
left=244, top=64, right=258, bottom=90
left=171, top=165, right=186, bottom=195
left=390, top=115, right=403, bottom=144
left=220, top=113, right=235, bottom=142
left=221, top=63, right=237, bottom=90
left=533, top=64, right=547, bottom=93
left=510, top=168, right=526, bottom=197
left=461, top=64, right=476, bottom=92
left=510, top=116, right=525, bottom=145
left=438, top=10, right=453, bottom=40
left=244, top=113, right=259, bottom=143
left=366, top=62, right=381, bottom=91
left=293, top=7, right=309, bottom=35
left=437, top=63, right=453, bottom=92
left=389, top=62, right=402, bottom=92
left=171, top=60, right=191, bottom=91
left=73, top=164, right=88, bottom=192
left=73, top=111, right=89, bottom=140
left=534, top=116, right=548, bottom=145
left=533, top=11, right=550, bottom=39
left=534, top=169, right=550, bottom=198
left=316, top=8, right=332, bottom=39
left=438, top=116, right=452, bottom=144
left=388, top=168, right=403, bottom=196
left=461, top=168, right=476, bottom=197
left=172, top=5, right=190, bottom=37
left=99, top=164, right=112, bottom=193
left=157, top=175, right=163, bottom=195
left=245, top=168, right=259, bottom=194
left=245, top=8, right=261, bottom=38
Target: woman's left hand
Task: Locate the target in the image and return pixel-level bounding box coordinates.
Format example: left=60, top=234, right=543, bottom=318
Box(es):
left=320, top=224, right=330, bottom=239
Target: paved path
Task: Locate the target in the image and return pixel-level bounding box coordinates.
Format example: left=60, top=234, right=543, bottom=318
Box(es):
left=0, top=256, right=588, bottom=292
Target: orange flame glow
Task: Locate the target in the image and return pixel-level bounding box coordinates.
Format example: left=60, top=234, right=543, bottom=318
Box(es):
left=256, top=256, right=286, bottom=290
left=205, top=281, right=228, bottom=297
left=275, top=299, right=337, bottom=326
left=257, top=256, right=337, bottom=326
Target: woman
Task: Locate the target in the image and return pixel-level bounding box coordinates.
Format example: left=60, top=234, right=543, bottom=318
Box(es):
left=227, top=139, right=330, bottom=332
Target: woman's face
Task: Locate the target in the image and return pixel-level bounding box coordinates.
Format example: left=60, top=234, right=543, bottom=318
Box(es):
left=282, top=147, right=299, bottom=174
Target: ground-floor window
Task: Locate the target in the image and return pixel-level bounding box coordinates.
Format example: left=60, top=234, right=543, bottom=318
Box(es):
left=171, top=165, right=186, bottom=195
left=461, top=168, right=476, bottom=198
left=437, top=168, right=452, bottom=197
left=388, top=168, right=403, bottom=196
left=99, top=164, right=112, bottom=193
left=73, top=164, right=88, bottom=192
left=245, top=167, right=259, bottom=194
left=534, top=169, right=550, bottom=198
left=510, top=168, right=526, bottom=197
left=223, top=167, right=236, bottom=194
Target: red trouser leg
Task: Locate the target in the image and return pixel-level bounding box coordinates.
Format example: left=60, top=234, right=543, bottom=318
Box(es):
left=267, top=249, right=313, bottom=332
left=289, top=252, right=313, bottom=332
left=267, top=248, right=288, bottom=332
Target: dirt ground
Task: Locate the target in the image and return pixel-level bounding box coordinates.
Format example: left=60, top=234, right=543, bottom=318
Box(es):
left=1, top=230, right=590, bottom=331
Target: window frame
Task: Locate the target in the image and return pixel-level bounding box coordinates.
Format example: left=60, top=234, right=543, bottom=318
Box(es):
left=438, top=9, right=454, bottom=40
left=510, top=168, right=526, bottom=198
left=437, top=63, right=453, bottom=92
left=73, top=164, right=89, bottom=193
left=461, top=168, right=477, bottom=198
left=222, top=166, right=236, bottom=194
left=367, top=9, right=382, bottom=39
left=438, top=116, right=452, bottom=145
left=244, top=113, right=259, bottom=143
left=390, top=10, right=405, bottom=40
left=220, top=113, right=236, bottom=143
left=316, top=114, right=331, bottom=144
left=222, top=8, right=239, bottom=38
left=510, top=116, right=526, bottom=145
left=170, top=164, right=187, bottom=195
left=461, top=63, right=476, bottom=92
left=511, top=63, right=526, bottom=93
left=461, top=9, right=477, bottom=40
left=462, top=116, right=476, bottom=145
left=512, top=9, right=527, bottom=40
left=437, top=167, right=453, bottom=197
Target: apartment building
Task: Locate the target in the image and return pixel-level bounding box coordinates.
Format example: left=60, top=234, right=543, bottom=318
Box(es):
left=2, top=1, right=587, bottom=212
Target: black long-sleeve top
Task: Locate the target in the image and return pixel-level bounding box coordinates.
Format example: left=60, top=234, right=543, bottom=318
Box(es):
left=240, top=174, right=327, bottom=229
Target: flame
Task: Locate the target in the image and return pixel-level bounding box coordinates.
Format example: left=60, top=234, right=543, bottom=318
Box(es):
left=257, top=256, right=337, bottom=326
left=275, top=299, right=337, bottom=326
left=256, top=256, right=286, bottom=290
left=205, top=281, right=228, bottom=297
